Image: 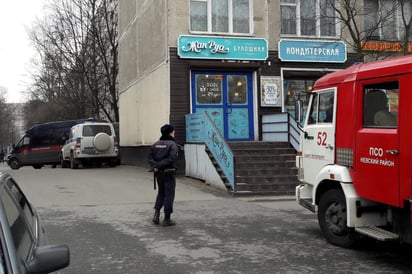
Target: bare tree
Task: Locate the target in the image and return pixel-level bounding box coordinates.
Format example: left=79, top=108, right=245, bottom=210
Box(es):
left=81, top=0, right=119, bottom=122
left=323, top=0, right=411, bottom=61
left=398, top=0, right=412, bottom=55
left=28, top=0, right=118, bottom=123
left=0, top=90, right=18, bottom=148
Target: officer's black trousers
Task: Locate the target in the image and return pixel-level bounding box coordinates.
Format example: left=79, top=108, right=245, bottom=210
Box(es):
left=154, top=173, right=176, bottom=215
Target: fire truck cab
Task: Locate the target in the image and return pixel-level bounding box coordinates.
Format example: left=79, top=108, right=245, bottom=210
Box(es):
left=295, top=55, right=412, bottom=247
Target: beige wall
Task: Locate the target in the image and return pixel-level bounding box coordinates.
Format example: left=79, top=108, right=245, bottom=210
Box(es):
left=119, top=0, right=170, bottom=146
left=137, top=0, right=167, bottom=72
left=118, top=0, right=136, bottom=36
left=253, top=0, right=267, bottom=39
left=268, top=0, right=281, bottom=49
left=119, top=20, right=137, bottom=88
left=119, top=64, right=170, bottom=145
left=167, top=1, right=189, bottom=46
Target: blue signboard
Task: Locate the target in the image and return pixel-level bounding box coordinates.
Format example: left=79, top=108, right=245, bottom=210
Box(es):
left=178, top=35, right=268, bottom=61
left=185, top=113, right=204, bottom=143
left=278, top=39, right=347, bottom=63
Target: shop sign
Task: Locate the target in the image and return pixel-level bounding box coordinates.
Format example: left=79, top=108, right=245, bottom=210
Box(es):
left=278, top=39, right=347, bottom=63
left=361, top=41, right=412, bottom=52
left=178, top=35, right=268, bottom=61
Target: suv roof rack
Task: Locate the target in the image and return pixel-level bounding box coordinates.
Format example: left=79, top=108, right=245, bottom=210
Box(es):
left=85, top=117, right=108, bottom=123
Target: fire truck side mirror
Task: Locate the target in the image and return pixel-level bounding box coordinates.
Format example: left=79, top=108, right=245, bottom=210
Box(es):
left=294, top=99, right=303, bottom=123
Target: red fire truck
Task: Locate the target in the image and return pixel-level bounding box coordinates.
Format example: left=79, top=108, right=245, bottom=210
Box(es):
left=295, top=55, right=412, bottom=247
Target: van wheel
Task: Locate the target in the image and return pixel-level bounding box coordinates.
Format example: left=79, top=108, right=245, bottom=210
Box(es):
left=70, top=153, right=79, bottom=169
left=318, top=189, right=355, bottom=248
left=8, top=158, right=20, bottom=170
left=61, top=159, right=68, bottom=168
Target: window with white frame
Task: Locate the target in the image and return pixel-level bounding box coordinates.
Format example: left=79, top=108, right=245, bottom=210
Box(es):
left=280, top=0, right=338, bottom=37
left=364, top=0, right=412, bottom=42
left=190, top=0, right=252, bottom=34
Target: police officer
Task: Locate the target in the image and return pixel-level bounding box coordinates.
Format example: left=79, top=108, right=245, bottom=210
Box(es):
left=148, top=124, right=179, bottom=226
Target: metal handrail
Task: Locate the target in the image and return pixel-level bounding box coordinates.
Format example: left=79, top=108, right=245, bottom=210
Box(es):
left=261, top=112, right=301, bottom=151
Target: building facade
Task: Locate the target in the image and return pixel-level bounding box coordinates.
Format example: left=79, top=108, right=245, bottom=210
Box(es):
left=118, top=0, right=362, bottom=166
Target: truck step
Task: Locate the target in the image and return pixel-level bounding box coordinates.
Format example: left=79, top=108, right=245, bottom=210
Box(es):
left=298, top=198, right=316, bottom=213
left=355, top=226, right=399, bottom=241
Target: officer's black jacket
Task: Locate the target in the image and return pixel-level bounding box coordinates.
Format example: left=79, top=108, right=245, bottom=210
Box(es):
left=148, top=135, right=178, bottom=171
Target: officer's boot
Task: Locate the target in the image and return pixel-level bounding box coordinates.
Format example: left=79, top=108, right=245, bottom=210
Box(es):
left=152, top=209, right=160, bottom=225
left=162, top=213, right=176, bottom=227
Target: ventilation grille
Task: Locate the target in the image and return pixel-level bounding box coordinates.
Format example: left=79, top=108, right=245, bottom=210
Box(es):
left=337, top=148, right=353, bottom=167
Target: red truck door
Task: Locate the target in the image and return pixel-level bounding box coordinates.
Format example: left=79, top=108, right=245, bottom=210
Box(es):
left=355, top=81, right=400, bottom=207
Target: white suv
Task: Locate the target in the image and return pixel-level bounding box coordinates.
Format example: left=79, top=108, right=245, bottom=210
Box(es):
left=61, top=121, right=119, bottom=169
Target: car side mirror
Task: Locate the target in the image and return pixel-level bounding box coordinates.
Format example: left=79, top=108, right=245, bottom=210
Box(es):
left=26, top=244, right=70, bottom=274
left=294, top=99, right=303, bottom=123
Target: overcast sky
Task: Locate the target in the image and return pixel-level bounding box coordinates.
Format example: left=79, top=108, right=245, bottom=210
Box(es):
left=0, top=0, right=46, bottom=103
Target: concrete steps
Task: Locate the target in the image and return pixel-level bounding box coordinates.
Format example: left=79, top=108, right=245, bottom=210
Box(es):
left=229, top=141, right=299, bottom=196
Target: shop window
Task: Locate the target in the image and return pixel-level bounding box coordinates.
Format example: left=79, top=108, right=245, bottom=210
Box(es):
left=363, top=82, right=398, bottom=128
left=284, top=79, right=315, bottom=120
left=228, top=75, right=247, bottom=104
left=195, top=74, right=223, bottom=104
left=280, top=0, right=338, bottom=37
left=190, top=0, right=252, bottom=34
left=364, top=0, right=412, bottom=41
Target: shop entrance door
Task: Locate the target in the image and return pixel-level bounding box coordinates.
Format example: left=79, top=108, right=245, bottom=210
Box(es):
left=191, top=71, right=254, bottom=141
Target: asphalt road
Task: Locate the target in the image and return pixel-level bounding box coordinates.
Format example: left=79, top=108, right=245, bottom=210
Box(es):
left=1, top=163, right=411, bottom=274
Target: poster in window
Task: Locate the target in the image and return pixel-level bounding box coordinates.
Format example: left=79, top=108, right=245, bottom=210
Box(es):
left=196, top=75, right=223, bottom=104
left=261, top=76, right=281, bottom=107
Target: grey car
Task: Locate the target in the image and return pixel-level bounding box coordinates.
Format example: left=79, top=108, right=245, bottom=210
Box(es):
left=0, top=172, right=69, bottom=273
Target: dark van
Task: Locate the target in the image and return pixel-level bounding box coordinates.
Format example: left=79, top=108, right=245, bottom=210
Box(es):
left=7, top=119, right=86, bottom=169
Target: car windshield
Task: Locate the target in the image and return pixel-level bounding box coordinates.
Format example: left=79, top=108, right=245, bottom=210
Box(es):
left=82, top=125, right=112, bottom=137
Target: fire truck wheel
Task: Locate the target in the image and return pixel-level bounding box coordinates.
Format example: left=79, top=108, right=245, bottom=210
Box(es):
left=318, top=189, right=355, bottom=248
